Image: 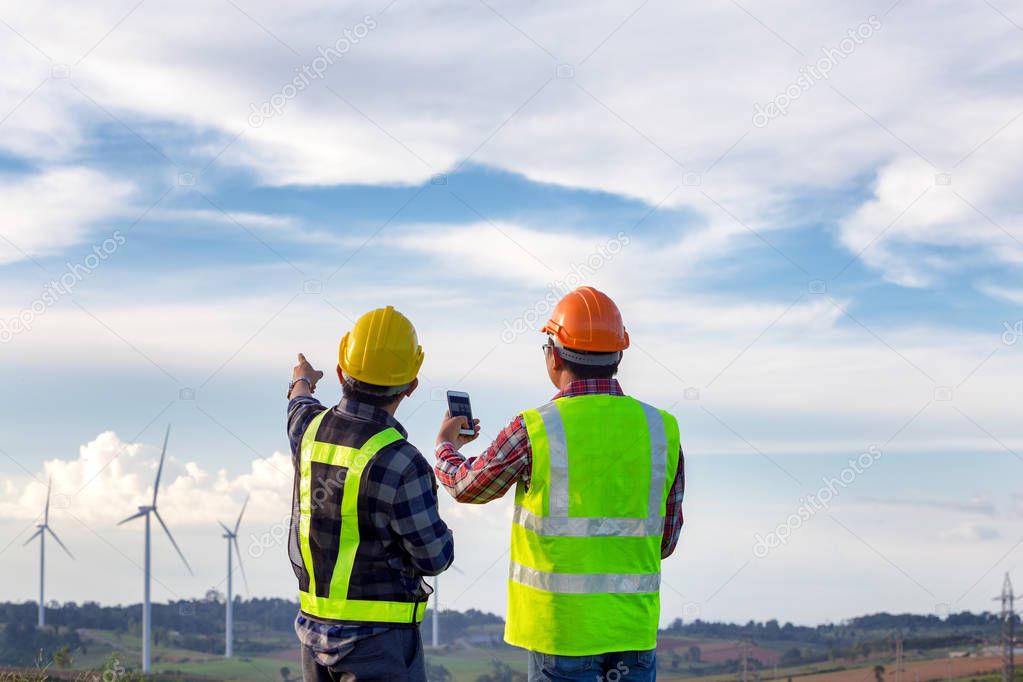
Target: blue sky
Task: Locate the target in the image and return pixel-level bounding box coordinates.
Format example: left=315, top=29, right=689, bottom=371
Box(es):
left=1, top=0, right=1022, bottom=626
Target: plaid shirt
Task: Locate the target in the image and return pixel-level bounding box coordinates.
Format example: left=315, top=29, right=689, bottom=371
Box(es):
left=434, top=379, right=685, bottom=558
left=288, top=396, right=453, bottom=661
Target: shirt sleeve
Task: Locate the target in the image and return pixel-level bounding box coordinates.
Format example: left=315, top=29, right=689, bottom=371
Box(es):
left=287, top=396, right=326, bottom=465
left=387, top=452, right=454, bottom=577
left=434, top=414, right=532, bottom=504
left=661, top=447, right=686, bottom=559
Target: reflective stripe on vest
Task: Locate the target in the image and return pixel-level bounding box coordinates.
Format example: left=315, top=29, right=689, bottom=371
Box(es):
left=505, top=395, right=681, bottom=656
left=512, top=505, right=663, bottom=537
left=509, top=561, right=661, bottom=594
left=297, top=410, right=428, bottom=625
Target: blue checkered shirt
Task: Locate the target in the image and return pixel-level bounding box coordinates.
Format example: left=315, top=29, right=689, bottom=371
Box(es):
left=288, top=395, right=453, bottom=659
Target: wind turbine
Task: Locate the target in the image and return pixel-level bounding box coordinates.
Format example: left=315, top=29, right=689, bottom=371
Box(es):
left=118, top=425, right=192, bottom=674
left=23, top=478, right=73, bottom=628
left=431, top=565, right=464, bottom=648
left=219, top=494, right=249, bottom=658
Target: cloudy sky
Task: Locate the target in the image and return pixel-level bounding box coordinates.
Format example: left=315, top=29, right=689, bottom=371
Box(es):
left=1, top=0, right=1021, bottom=626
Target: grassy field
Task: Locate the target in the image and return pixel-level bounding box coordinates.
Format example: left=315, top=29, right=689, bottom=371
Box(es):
left=427, top=647, right=527, bottom=681
left=0, top=651, right=1015, bottom=682
left=2, top=626, right=1013, bottom=682
left=153, top=656, right=294, bottom=681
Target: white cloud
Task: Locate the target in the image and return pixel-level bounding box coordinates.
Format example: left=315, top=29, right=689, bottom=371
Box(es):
left=0, top=431, right=292, bottom=526
left=0, top=167, right=135, bottom=265
left=939, top=522, right=1001, bottom=543
left=838, top=157, right=1023, bottom=287
left=153, top=209, right=298, bottom=232
left=389, top=217, right=798, bottom=299
left=392, top=221, right=634, bottom=288
left=149, top=208, right=357, bottom=248
left=860, top=496, right=998, bottom=517
left=2, top=1, right=1022, bottom=279
left=978, top=284, right=1023, bottom=305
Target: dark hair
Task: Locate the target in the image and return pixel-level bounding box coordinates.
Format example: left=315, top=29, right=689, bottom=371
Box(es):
left=341, top=380, right=405, bottom=407
left=560, top=352, right=621, bottom=380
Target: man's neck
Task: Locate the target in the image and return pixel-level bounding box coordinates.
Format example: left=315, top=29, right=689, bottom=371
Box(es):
left=558, top=372, right=581, bottom=391
left=380, top=397, right=402, bottom=417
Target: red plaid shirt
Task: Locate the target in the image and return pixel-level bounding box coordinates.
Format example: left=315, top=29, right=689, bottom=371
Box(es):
left=434, top=379, right=685, bottom=558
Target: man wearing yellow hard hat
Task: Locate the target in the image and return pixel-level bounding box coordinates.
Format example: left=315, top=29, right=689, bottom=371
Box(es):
left=286, top=306, right=459, bottom=682
left=435, top=287, right=686, bottom=682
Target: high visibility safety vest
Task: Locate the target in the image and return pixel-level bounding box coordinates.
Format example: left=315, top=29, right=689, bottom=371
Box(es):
left=296, top=411, right=429, bottom=625
left=505, top=395, right=680, bottom=656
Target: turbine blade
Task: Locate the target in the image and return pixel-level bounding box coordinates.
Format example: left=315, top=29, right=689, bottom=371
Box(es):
left=118, top=510, right=147, bottom=526
left=218, top=521, right=232, bottom=535
left=44, top=478, right=52, bottom=524
left=22, top=529, right=43, bottom=546
left=154, top=509, right=193, bottom=575
left=232, top=537, right=250, bottom=594
left=152, top=425, right=170, bottom=506
left=46, top=527, right=74, bottom=559
left=451, top=564, right=465, bottom=575
left=234, top=494, right=250, bottom=534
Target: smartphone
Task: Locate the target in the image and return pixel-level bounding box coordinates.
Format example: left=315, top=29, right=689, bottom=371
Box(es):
left=446, top=390, right=475, bottom=436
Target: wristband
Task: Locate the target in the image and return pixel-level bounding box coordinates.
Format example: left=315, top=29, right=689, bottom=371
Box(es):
left=288, top=376, right=313, bottom=397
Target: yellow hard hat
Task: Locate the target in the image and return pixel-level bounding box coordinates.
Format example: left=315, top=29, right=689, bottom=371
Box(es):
left=338, top=306, right=425, bottom=388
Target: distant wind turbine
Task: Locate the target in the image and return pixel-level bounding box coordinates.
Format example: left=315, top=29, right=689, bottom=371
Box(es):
left=431, top=564, right=464, bottom=648
left=118, top=425, right=192, bottom=674
left=23, top=478, right=74, bottom=628
left=219, top=494, right=249, bottom=658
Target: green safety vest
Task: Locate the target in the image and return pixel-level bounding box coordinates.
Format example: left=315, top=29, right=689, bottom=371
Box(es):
left=505, top=395, right=680, bottom=655
left=297, top=411, right=429, bottom=624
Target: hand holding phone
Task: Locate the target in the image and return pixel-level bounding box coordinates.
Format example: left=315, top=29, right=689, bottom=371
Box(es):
left=446, top=391, right=475, bottom=435
left=438, top=390, right=481, bottom=447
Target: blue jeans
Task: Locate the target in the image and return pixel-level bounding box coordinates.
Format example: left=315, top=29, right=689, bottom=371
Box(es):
left=527, top=649, right=657, bottom=682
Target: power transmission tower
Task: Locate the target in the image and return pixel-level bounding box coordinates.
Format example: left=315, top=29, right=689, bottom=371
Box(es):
left=995, top=573, right=1015, bottom=682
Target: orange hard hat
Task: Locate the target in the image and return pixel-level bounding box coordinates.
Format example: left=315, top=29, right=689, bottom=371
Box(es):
left=540, top=286, right=630, bottom=352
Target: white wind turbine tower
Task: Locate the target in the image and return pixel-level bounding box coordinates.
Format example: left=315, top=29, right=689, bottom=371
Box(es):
left=219, top=494, right=249, bottom=658
left=431, top=564, right=464, bottom=648
left=24, top=478, right=74, bottom=628
left=118, top=425, right=193, bottom=674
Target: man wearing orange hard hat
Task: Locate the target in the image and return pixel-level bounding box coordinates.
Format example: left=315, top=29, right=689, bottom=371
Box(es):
left=434, top=286, right=686, bottom=682
left=287, top=306, right=461, bottom=682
